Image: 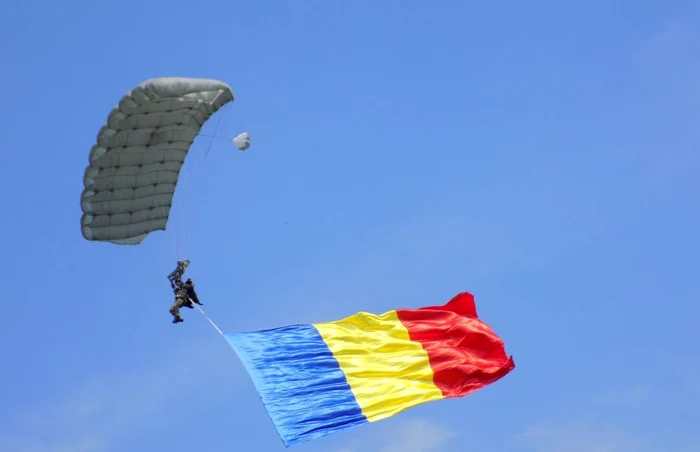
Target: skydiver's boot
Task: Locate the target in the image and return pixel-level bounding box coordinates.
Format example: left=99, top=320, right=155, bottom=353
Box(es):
left=172, top=316, right=184, bottom=323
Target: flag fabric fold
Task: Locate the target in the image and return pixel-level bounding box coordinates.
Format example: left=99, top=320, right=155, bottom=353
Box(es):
left=224, top=292, right=515, bottom=447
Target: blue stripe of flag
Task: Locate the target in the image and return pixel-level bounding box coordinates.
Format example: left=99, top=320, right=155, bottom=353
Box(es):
left=224, top=324, right=368, bottom=446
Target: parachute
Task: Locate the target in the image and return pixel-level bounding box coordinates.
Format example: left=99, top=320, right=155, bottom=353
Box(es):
left=80, top=77, right=235, bottom=245
left=233, top=132, right=251, bottom=150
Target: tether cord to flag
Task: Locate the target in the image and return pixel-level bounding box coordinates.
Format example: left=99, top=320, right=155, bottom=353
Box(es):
left=193, top=302, right=224, bottom=336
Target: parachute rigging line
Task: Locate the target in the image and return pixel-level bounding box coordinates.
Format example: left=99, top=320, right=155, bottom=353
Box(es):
left=172, top=102, right=228, bottom=259
left=203, top=103, right=227, bottom=160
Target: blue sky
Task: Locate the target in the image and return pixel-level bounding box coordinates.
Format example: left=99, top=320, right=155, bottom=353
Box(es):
left=1, top=0, right=699, bottom=451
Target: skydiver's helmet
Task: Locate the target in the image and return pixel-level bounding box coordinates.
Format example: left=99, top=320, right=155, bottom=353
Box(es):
left=186, top=278, right=192, bottom=284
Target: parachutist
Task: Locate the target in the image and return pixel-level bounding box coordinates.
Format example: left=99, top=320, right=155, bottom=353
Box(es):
left=169, top=279, right=188, bottom=323
left=168, top=277, right=202, bottom=324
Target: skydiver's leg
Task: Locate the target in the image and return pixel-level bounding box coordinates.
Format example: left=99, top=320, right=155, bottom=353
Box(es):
left=167, top=262, right=186, bottom=284
left=170, top=299, right=184, bottom=323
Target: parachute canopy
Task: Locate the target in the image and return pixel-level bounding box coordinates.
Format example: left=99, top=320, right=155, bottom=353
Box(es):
left=233, top=132, right=251, bottom=151
left=80, top=77, right=234, bottom=245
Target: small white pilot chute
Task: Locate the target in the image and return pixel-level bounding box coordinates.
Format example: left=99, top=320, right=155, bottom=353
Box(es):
left=233, top=132, right=251, bottom=151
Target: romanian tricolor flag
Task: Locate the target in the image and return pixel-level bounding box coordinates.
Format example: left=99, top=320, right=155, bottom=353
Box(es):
left=225, top=292, right=515, bottom=447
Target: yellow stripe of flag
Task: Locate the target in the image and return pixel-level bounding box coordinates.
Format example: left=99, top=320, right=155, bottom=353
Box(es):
left=313, top=309, right=444, bottom=422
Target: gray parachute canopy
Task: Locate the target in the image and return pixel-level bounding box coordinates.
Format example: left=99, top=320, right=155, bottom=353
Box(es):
left=80, top=77, right=234, bottom=245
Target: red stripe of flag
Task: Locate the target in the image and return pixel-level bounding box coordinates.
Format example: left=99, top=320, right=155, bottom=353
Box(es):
left=396, top=292, right=515, bottom=398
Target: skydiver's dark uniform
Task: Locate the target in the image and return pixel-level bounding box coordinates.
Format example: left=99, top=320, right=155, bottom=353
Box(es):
left=169, top=278, right=203, bottom=323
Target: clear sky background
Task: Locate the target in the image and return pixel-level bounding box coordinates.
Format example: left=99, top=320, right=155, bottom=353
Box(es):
left=1, top=1, right=699, bottom=451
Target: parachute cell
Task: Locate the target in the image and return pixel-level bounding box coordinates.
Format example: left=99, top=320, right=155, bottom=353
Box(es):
left=233, top=132, right=251, bottom=150
left=80, top=77, right=234, bottom=245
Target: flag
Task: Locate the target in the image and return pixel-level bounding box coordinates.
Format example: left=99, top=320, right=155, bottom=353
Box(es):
left=224, top=292, right=515, bottom=447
